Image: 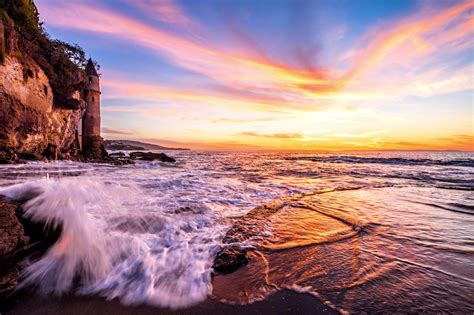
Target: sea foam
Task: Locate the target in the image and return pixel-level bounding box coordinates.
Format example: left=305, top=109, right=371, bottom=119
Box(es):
left=0, top=174, right=224, bottom=309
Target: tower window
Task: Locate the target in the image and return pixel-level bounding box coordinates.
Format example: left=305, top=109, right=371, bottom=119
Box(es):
left=92, top=96, right=95, bottom=102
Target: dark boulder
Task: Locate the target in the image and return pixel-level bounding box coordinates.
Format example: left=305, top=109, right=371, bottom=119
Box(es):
left=0, top=149, right=22, bottom=164
left=112, top=157, right=135, bottom=166
left=0, top=197, right=28, bottom=300
left=0, top=196, right=62, bottom=300
left=212, top=247, right=249, bottom=274
left=129, top=151, right=176, bottom=163
left=109, top=152, right=125, bottom=158
left=107, top=152, right=135, bottom=165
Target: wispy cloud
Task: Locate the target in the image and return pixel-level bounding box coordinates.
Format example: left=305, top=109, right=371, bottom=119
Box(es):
left=239, top=132, right=304, bottom=139
left=102, top=127, right=135, bottom=135
left=123, top=0, right=198, bottom=29
left=212, top=117, right=276, bottom=123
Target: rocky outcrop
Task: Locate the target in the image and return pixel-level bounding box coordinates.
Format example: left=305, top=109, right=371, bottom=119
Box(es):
left=129, top=151, right=176, bottom=162
left=81, top=135, right=109, bottom=161
left=0, top=3, right=87, bottom=163
left=0, top=61, right=85, bottom=161
left=0, top=196, right=61, bottom=300
left=212, top=247, right=249, bottom=274
left=0, top=196, right=28, bottom=299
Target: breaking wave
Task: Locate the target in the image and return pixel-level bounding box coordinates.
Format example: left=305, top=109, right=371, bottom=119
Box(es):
left=0, top=176, right=223, bottom=309
left=286, top=155, right=474, bottom=167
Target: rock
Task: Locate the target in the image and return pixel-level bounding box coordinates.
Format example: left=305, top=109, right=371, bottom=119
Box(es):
left=212, top=247, right=249, bottom=274
left=0, top=56, right=85, bottom=162
left=1, top=5, right=88, bottom=163
left=174, top=206, right=205, bottom=214
left=0, top=149, right=22, bottom=164
left=129, top=151, right=176, bottom=162
left=0, top=195, right=62, bottom=300
left=108, top=152, right=136, bottom=165
left=112, top=157, right=135, bottom=166
left=0, top=196, right=28, bottom=300
left=81, top=135, right=109, bottom=161
left=18, top=152, right=48, bottom=162
left=109, top=152, right=126, bottom=158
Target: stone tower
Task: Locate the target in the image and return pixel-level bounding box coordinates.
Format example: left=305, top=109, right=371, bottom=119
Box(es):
left=82, top=58, right=101, bottom=144
left=81, top=58, right=107, bottom=160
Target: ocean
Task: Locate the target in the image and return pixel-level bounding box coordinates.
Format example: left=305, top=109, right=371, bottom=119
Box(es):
left=0, top=151, right=473, bottom=313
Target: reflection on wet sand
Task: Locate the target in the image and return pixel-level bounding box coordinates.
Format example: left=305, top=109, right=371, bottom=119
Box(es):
left=213, top=187, right=474, bottom=313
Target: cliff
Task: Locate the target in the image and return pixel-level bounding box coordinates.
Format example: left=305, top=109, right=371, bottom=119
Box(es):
left=0, top=0, right=95, bottom=163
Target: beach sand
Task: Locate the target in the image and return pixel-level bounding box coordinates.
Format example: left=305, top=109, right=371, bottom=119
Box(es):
left=1, top=289, right=337, bottom=315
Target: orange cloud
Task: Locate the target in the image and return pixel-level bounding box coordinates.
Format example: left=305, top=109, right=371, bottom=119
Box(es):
left=102, top=127, right=135, bottom=135
left=101, top=77, right=322, bottom=113
left=239, top=132, right=304, bottom=139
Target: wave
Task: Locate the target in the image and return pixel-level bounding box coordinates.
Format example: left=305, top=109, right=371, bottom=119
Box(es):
left=0, top=176, right=223, bottom=309
left=286, top=156, right=474, bottom=167
left=0, top=178, right=115, bottom=294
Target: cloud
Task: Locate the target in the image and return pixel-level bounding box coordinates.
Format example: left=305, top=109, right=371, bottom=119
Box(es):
left=137, top=137, right=266, bottom=151
left=212, top=117, right=276, bottom=123
left=345, top=1, right=473, bottom=79
left=342, top=1, right=474, bottom=96
left=102, top=127, right=135, bottom=135
left=123, top=0, right=198, bottom=29
left=36, top=0, right=472, bottom=111
left=101, top=78, right=306, bottom=113
left=239, top=131, right=304, bottom=139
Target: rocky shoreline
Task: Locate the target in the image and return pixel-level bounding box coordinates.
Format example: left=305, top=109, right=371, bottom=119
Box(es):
left=0, top=150, right=176, bottom=299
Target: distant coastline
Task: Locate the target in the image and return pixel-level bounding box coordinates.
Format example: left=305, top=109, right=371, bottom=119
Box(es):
left=105, top=139, right=190, bottom=151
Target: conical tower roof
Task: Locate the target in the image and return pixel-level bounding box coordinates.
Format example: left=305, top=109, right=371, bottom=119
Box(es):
left=85, top=58, right=98, bottom=77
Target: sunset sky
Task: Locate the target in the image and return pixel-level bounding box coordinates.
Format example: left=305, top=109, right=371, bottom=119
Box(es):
left=36, top=0, right=473, bottom=151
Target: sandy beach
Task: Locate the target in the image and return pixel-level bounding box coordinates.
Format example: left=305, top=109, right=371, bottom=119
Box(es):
left=2, top=289, right=337, bottom=315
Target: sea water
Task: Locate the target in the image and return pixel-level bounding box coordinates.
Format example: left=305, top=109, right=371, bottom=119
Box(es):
left=0, top=151, right=472, bottom=312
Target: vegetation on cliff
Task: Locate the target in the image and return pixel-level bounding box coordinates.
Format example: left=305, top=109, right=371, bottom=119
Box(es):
left=0, top=0, right=97, bottom=108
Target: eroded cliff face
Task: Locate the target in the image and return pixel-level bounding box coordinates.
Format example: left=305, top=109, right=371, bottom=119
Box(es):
left=0, top=55, right=86, bottom=162
left=0, top=6, right=86, bottom=163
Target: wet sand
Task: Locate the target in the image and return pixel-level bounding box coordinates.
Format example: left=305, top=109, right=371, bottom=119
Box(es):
left=1, top=289, right=337, bottom=315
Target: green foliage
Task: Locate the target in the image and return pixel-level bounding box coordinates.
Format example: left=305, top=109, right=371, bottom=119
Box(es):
left=52, top=40, right=87, bottom=68
left=0, top=0, right=40, bottom=36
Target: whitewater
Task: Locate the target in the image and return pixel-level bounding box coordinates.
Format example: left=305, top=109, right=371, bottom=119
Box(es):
left=0, top=151, right=473, bottom=312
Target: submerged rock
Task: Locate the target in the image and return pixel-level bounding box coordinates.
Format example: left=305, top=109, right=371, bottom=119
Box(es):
left=129, top=151, right=176, bottom=162
left=213, top=247, right=249, bottom=274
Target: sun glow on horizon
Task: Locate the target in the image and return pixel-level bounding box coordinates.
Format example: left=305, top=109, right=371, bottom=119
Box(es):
left=36, top=0, right=473, bottom=151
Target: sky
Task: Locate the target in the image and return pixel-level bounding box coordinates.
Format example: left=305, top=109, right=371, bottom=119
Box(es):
left=36, top=0, right=473, bottom=151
